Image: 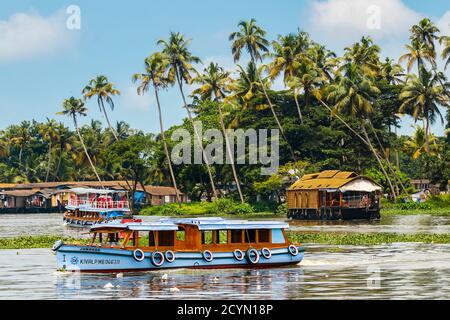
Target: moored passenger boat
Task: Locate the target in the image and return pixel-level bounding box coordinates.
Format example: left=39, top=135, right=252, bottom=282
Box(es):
left=62, top=188, right=133, bottom=227
left=53, top=217, right=304, bottom=272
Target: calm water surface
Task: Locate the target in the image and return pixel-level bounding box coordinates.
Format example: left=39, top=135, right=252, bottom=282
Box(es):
left=1, top=213, right=450, bottom=299
left=1, top=244, right=450, bottom=299
left=1, top=213, right=450, bottom=237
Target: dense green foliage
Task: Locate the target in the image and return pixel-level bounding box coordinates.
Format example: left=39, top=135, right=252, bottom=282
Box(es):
left=0, top=17, right=449, bottom=205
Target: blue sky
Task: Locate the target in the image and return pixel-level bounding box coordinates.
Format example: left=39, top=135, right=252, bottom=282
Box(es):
left=0, top=0, right=449, bottom=136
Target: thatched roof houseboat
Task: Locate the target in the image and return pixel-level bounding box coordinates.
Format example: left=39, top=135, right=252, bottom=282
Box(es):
left=286, top=170, right=382, bottom=220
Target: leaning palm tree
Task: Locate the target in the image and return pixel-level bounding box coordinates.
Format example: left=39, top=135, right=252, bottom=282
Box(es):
left=229, top=19, right=296, bottom=160
left=158, top=32, right=218, bottom=200
left=440, top=35, right=450, bottom=70
left=193, top=62, right=244, bottom=203
left=325, top=64, right=398, bottom=199
left=399, top=66, right=448, bottom=153
left=132, top=52, right=182, bottom=206
left=57, top=97, right=103, bottom=186
left=82, top=75, right=121, bottom=141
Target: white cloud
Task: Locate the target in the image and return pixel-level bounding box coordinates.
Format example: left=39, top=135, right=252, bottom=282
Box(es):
left=305, top=0, right=421, bottom=50
left=122, top=85, right=152, bottom=112
left=0, top=10, right=76, bottom=62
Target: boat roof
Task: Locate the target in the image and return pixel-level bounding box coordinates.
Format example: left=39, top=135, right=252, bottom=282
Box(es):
left=69, top=187, right=126, bottom=195
left=90, top=221, right=179, bottom=232
left=159, top=217, right=289, bottom=230
left=89, top=218, right=289, bottom=232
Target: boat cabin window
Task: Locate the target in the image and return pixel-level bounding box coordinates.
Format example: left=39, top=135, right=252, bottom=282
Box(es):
left=176, top=228, right=185, bottom=241
left=217, top=230, right=228, bottom=244
left=148, top=232, right=156, bottom=246
left=201, top=231, right=213, bottom=245
left=244, top=229, right=257, bottom=243
left=158, top=231, right=175, bottom=246
left=271, top=229, right=285, bottom=243
left=258, top=229, right=270, bottom=243
left=230, top=230, right=243, bottom=243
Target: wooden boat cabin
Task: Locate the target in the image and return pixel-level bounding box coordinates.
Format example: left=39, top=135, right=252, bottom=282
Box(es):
left=53, top=218, right=304, bottom=272
left=63, top=187, right=132, bottom=227
left=287, top=170, right=382, bottom=220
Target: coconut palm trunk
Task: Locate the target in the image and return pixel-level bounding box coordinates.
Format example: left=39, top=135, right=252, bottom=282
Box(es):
left=292, top=89, right=303, bottom=123
left=72, top=115, right=103, bottom=187
left=361, top=123, right=397, bottom=200
left=153, top=85, right=182, bottom=207
left=45, top=141, right=52, bottom=182
left=100, top=98, right=119, bottom=141
left=216, top=98, right=244, bottom=203
left=250, top=52, right=297, bottom=161
left=319, top=99, right=397, bottom=200
left=174, top=70, right=219, bottom=200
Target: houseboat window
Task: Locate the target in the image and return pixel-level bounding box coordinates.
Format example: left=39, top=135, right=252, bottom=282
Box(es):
left=230, top=230, right=242, bottom=243
left=244, top=229, right=256, bottom=243
left=218, top=230, right=228, bottom=244
left=176, top=229, right=185, bottom=241
left=258, top=229, right=270, bottom=243
left=271, top=229, right=285, bottom=243
left=148, top=232, right=156, bottom=246
left=158, top=231, right=174, bottom=246
left=201, top=231, right=213, bottom=245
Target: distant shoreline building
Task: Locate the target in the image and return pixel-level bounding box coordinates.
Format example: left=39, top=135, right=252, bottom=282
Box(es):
left=0, top=181, right=187, bottom=213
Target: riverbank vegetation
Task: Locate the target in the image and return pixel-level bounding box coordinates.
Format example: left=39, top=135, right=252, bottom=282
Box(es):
left=0, top=18, right=449, bottom=207
left=381, top=194, right=450, bottom=215
left=2, top=232, right=450, bottom=250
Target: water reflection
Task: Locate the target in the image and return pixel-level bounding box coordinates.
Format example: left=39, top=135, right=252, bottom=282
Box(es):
left=1, top=244, right=450, bottom=299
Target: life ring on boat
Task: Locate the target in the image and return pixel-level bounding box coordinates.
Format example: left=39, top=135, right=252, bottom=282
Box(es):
left=165, top=250, right=176, bottom=263
left=52, top=240, right=63, bottom=251
left=133, top=249, right=145, bottom=262
left=151, top=251, right=165, bottom=267
left=233, top=249, right=245, bottom=261
left=261, top=247, right=272, bottom=259
left=288, top=245, right=299, bottom=256
left=246, top=248, right=260, bottom=264
left=202, top=250, right=214, bottom=262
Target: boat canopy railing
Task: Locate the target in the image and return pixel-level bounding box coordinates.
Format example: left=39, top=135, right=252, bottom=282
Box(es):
left=68, top=199, right=130, bottom=209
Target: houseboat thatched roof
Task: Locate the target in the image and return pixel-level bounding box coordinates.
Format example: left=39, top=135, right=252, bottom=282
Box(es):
left=288, top=170, right=382, bottom=192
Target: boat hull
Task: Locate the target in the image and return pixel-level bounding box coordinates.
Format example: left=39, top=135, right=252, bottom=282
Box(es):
left=55, top=245, right=304, bottom=272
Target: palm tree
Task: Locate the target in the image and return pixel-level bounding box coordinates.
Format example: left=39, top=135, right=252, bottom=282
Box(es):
left=53, top=123, right=74, bottom=181
left=57, top=97, right=103, bottom=186
left=342, top=36, right=381, bottom=78
left=39, top=118, right=58, bottom=182
left=403, top=125, right=440, bottom=159
left=399, top=39, right=435, bottom=76
left=132, top=52, right=183, bottom=206
left=193, top=62, right=244, bottom=203
left=286, top=61, right=324, bottom=112
left=158, top=32, right=219, bottom=200
left=10, top=121, right=32, bottom=166
left=229, top=19, right=296, bottom=160
left=307, top=43, right=337, bottom=81
left=82, top=75, right=121, bottom=141
left=411, top=18, right=440, bottom=54
left=0, top=137, right=9, bottom=158
left=325, top=64, right=398, bottom=199
left=440, top=35, right=450, bottom=70
left=378, top=58, right=405, bottom=84
left=267, top=33, right=309, bottom=122
left=399, top=66, right=448, bottom=153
